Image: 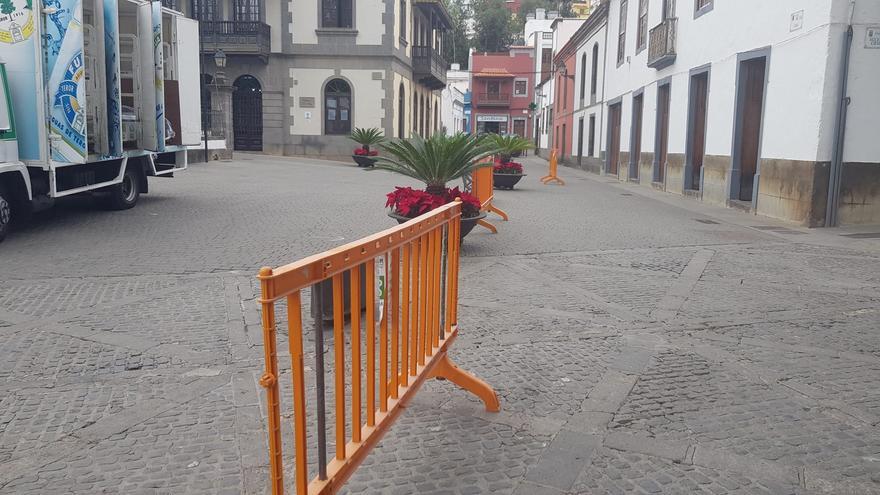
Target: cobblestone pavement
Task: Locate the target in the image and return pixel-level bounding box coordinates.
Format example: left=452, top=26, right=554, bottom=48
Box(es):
left=1, top=153, right=879, bottom=494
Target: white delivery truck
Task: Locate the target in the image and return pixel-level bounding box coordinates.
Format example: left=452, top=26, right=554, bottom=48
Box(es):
left=0, top=0, right=201, bottom=241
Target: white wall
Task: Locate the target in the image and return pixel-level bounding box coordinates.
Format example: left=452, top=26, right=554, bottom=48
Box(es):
left=572, top=21, right=607, bottom=160
left=288, top=68, right=386, bottom=136
left=603, top=0, right=842, bottom=163
left=441, top=86, right=465, bottom=135
left=290, top=0, right=385, bottom=45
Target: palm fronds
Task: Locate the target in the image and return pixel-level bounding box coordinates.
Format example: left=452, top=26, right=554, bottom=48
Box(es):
left=490, top=134, right=533, bottom=162
left=376, top=133, right=500, bottom=189
left=349, top=127, right=385, bottom=150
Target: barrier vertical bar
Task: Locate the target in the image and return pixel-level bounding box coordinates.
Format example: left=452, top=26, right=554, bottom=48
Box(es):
left=400, top=244, right=410, bottom=386
left=410, top=239, right=420, bottom=375
left=390, top=248, right=400, bottom=399
left=332, top=274, right=346, bottom=461
left=379, top=255, right=389, bottom=412
left=286, top=291, right=308, bottom=495
left=417, top=235, right=429, bottom=366
left=365, top=259, right=376, bottom=426
left=258, top=268, right=284, bottom=494
left=423, top=232, right=433, bottom=361
left=312, top=284, right=328, bottom=480
left=432, top=228, right=442, bottom=349
left=349, top=267, right=362, bottom=444
left=443, top=225, right=453, bottom=339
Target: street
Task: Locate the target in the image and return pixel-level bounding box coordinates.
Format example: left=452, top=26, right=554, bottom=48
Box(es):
left=1, top=154, right=879, bottom=494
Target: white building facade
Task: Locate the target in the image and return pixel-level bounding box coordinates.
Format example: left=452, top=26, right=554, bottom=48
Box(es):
left=600, top=0, right=880, bottom=226
left=570, top=4, right=608, bottom=173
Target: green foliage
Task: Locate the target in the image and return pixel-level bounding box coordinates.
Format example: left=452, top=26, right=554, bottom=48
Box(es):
left=471, top=0, right=515, bottom=53
left=349, top=127, right=385, bottom=150
left=490, top=134, right=533, bottom=162
left=376, top=133, right=501, bottom=189
left=443, top=0, right=471, bottom=69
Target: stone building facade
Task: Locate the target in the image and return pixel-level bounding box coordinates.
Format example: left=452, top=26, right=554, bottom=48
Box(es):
left=177, top=0, right=451, bottom=160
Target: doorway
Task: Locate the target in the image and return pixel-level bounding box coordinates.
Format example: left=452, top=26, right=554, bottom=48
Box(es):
left=577, top=117, right=584, bottom=166
left=512, top=119, right=526, bottom=137
left=630, top=93, right=643, bottom=181
left=686, top=71, right=709, bottom=190
left=733, top=56, right=767, bottom=202
left=233, top=75, right=263, bottom=151
left=655, top=83, right=671, bottom=183
left=608, top=102, right=622, bottom=175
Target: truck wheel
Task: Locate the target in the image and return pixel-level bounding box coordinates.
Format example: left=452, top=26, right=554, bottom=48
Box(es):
left=0, top=186, right=10, bottom=242
left=106, top=164, right=141, bottom=210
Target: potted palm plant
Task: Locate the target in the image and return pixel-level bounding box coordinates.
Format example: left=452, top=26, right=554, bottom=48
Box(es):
left=490, top=135, right=532, bottom=190
left=350, top=127, right=384, bottom=167
left=377, top=133, right=499, bottom=239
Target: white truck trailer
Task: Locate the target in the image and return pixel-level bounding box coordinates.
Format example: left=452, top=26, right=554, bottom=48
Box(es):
left=0, top=0, right=201, bottom=241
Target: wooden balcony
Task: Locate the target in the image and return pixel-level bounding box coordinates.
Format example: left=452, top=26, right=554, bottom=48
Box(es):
left=476, top=93, right=511, bottom=107
left=199, top=21, right=271, bottom=62
left=412, top=45, right=447, bottom=90
left=647, top=18, right=676, bottom=69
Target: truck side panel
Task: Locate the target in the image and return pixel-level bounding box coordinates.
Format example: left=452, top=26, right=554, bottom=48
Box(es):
left=103, top=0, right=122, bottom=156
left=46, top=0, right=88, bottom=163
left=175, top=16, right=201, bottom=146
left=0, top=0, right=47, bottom=163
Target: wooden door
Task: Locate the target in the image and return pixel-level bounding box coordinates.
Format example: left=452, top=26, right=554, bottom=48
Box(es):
left=631, top=94, right=643, bottom=180
left=689, top=73, right=708, bottom=189
left=656, top=84, right=670, bottom=182
left=233, top=75, right=263, bottom=151
left=609, top=103, right=622, bottom=175
left=738, top=58, right=766, bottom=201
left=513, top=119, right=526, bottom=137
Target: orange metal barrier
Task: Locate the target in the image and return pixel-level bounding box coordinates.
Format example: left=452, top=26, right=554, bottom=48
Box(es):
left=257, top=201, right=500, bottom=495
left=472, top=164, right=509, bottom=234
left=541, top=149, right=565, bottom=185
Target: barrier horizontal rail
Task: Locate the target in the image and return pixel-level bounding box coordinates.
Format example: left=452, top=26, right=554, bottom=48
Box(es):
left=257, top=200, right=500, bottom=495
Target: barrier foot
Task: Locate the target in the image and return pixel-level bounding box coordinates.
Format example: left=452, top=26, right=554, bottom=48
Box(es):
left=477, top=219, right=498, bottom=234
left=429, top=353, right=500, bottom=412
left=488, top=204, right=509, bottom=222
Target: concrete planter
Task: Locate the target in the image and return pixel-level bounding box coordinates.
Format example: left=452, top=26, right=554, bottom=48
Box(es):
left=388, top=210, right=487, bottom=240
left=493, top=173, right=525, bottom=190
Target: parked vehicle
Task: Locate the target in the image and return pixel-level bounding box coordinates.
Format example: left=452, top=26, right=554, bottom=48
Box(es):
left=0, top=0, right=201, bottom=241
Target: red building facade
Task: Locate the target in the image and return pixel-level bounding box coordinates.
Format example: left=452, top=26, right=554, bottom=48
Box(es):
left=552, top=36, right=578, bottom=161
left=470, top=47, right=535, bottom=138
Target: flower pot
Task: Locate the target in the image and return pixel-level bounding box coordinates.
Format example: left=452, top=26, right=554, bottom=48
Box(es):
left=352, top=155, right=377, bottom=167
left=388, top=210, right=487, bottom=240
left=310, top=264, right=368, bottom=323
left=493, top=173, right=526, bottom=190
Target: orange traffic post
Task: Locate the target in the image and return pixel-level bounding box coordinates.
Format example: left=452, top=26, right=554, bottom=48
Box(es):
left=257, top=201, right=500, bottom=495
left=471, top=163, right=509, bottom=234
left=541, top=149, right=566, bottom=185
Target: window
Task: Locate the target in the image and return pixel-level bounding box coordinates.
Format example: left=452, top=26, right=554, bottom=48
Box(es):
left=663, top=0, right=676, bottom=18
left=588, top=115, right=595, bottom=156
left=590, top=43, right=599, bottom=100
left=514, top=80, right=528, bottom=97
left=191, top=0, right=215, bottom=21
left=695, top=0, right=712, bottom=17
left=233, top=0, right=260, bottom=21
left=322, top=0, right=353, bottom=28
left=486, top=80, right=500, bottom=95
left=617, top=0, right=627, bottom=66
left=398, top=83, right=405, bottom=138
left=637, top=0, right=648, bottom=51
left=324, top=79, right=352, bottom=135
left=161, top=0, right=176, bottom=10
left=579, top=53, right=587, bottom=103
left=542, top=32, right=553, bottom=39
left=399, top=0, right=407, bottom=41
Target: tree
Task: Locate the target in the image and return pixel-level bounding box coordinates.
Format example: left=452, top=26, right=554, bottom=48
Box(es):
left=0, top=0, right=15, bottom=15
left=471, top=0, right=515, bottom=53
left=443, top=0, right=471, bottom=69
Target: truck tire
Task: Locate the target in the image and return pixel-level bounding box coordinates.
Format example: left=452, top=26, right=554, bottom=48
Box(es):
left=0, top=186, right=10, bottom=243
left=106, top=163, right=141, bottom=210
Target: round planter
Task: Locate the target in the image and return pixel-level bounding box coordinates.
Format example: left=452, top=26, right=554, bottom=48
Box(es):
left=352, top=155, right=377, bottom=167
left=388, top=210, right=487, bottom=240
left=493, top=173, right=526, bottom=190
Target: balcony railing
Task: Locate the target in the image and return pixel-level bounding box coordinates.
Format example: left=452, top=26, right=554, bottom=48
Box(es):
left=647, top=18, right=676, bottom=69
left=199, top=21, right=271, bottom=61
left=412, top=45, right=447, bottom=90
left=476, top=93, right=511, bottom=107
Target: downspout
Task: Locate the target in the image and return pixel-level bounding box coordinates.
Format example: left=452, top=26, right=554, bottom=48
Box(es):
left=825, top=0, right=855, bottom=227
left=600, top=10, right=608, bottom=173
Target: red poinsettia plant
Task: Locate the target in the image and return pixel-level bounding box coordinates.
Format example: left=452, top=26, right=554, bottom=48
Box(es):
left=493, top=159, right=523, bottom=174
left=386, top=186, right=481, bottom=219
left=354, top=147, right=379, bottom=156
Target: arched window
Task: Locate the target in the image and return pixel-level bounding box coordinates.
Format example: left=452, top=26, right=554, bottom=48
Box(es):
left=419, top=94, right=425, bottom=136
left=233, top=0, right=260, bottom=21
left=579, top=53, right=587, bottom=103
left=590, top=43, right=599, bottom=100
left=322, top=0, right=352, bottom=28
left=399, top=0, right=407, bottom=41
left=398, top=83, right=406, bottom=138
left=426, top=97, right=432, bottom=136
left=324, top=78, right=352, bottom=135
left=191, top=0, right=215, bottom=20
